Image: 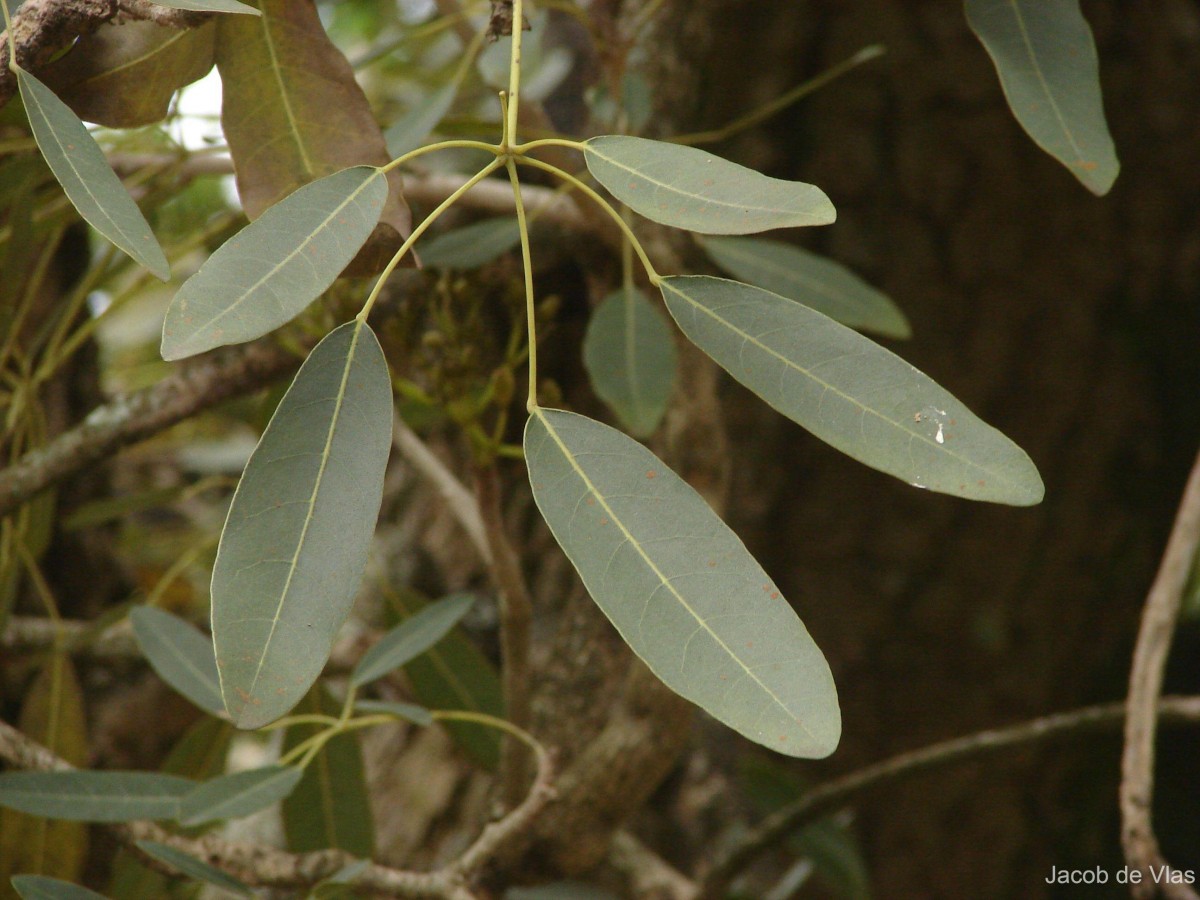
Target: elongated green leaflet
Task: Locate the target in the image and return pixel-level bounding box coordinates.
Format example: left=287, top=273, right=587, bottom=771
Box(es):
left=966, top=0, right=1118, bottom=195
left=582, top=286, right=677, bottom=438
left=16, top=69, right=169, bottom=280
left=134, top=842, right=253, bottom=897
left=698, top=236, right=911, bottom=340
left=583, top=135, right=835, bottom=234
left=350, top=594, right=475, bottom=687
left=354, top=699, right=434, bottom=726
left=212, top=320, right=393, bottom=729
left=177, top=766, right=303, bottom=825
left=130, top=605, right=223, bottom=716
left=660, top=276, right=1044, bottom=505
left=0, top=772, right=194, bottom=822
left=11, top=875, right=111, bottom=900
left=525, top=408, right=840, bottom=757
left=161, top=166, right=387, bottom=360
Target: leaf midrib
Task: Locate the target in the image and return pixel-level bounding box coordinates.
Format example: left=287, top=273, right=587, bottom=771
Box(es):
left=533, top=408, right=817, bottom=743
left=238, top=322, right=365, bottom=718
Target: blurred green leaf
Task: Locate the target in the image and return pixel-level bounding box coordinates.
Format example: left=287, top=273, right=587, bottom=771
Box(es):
left=133, top=842, right=252, bottom=897
left=177, top=766, right=303, bottom=826
left=282, top=688, right=374, bottom=856
left=416, top=217, right=521, bottom=270
left=160, top=167, right=387, bottom=361
left=525, top=408, right=840, bottom=757
left=16, top=68, right=169, bottom=279
left=966, top=0, right=1118, bottom=195
left=584, top=136, right=835, bottom=234
left=385, top=81, right=457, bottom=158
left=698, top=236, right=910, bottom=339
left=383, top=588, right=503, bottom=769
left=11, top=875, right=110, bottom=900
left=351, top=594, right=474, bottom=687
left=130, top=606, right=223, bottom=716
left=0, top=772, right=194, bottom=822
left=212, top=320, right=393, bottom=729
left=0, top=656, right=88, bottom=887
left=582, top=286, right=677, bottom=437
left=660, top=276, right=1044, bottom=505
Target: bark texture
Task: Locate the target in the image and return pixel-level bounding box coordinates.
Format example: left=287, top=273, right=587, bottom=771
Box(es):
left=692, top=0, right=1200, bottom=895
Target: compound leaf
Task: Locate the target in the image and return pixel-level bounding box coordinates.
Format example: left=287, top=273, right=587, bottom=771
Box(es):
left=160, top=166, right=387, bottom=360
left=582, top=286, right=677, bottom=437
left=177, top=766, right=302, bottom=826
left=698, top=236, right=910, bottom=340
left=584, top=135, right=834, bottom=234
left=0, top=772, right=194, bottom=823
left=212, top=320, right=393, bottom=729
left=965, top=0, right=1118, bottom=195
left=130, top=605, right=223, bottom=716
left=351, top=594, right=475, bottom=688
left=660, top=276, right=1043, bottom=505
left=525, top=407, right=840, bottom=758
left=16, top=68, right=169, bottom=279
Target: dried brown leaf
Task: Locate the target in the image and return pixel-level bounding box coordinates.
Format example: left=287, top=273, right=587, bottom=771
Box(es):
left=215, top=0, right=412, bottom=275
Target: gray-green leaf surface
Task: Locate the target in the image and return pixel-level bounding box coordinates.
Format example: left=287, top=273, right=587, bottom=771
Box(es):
left=16, top=68, right=169, bottom=280
left=212, top=320, right=393, bottom=729
left=0, top=771, right=194, bottom=822
left=351, top=594, right=474, bottom=687
left=698, top=236, right=910, bottom=339
left=385, top=81, right=457, bottom=158
left=525, top=407, right=840, bottom=757
left=660, top=276, right=1043, bottom=505
left=582, top=286, right=677, bottom=437
left=584, top=135, right=834, bottom=234
left=178, top=765, right=303, bottom=825
left=130, top=605, right=223, bottom=716
left=161, top=166, right=387, bottom=360
left=965, top=0, right=1118, bottom=195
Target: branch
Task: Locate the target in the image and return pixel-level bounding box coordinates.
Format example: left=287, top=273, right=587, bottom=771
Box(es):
left=0, top=716, right=556, bottom=898
left=609, top=831, right=699, bottom=900
left=393, top=417, right=491, bottom=566
left=0, top=338, right=299, bottom=518
left=699, top=696, right=1200, bottom=899
left=0, top=0, right=117, bottom=108
left=1121, top=447, right=1200, bottom=900
left=474, top=463, right=535, bottom=807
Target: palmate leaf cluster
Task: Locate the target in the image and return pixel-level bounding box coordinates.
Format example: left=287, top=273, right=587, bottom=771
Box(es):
left=0, top=0, right=1121, bottom=894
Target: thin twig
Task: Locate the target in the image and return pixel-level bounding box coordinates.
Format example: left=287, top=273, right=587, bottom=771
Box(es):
left=1121, top=448, right=1200, bottom=899
left=610, top=830, right=699, bottom=900
left=117, top=0, right=211, bottom=28
left=699, top=696, right=1200, bottom=899
left=474, top=463, right=535, bottom=807
left=393, top=417, right=491, bottom=566
left=0, top=716, right=556, bottom=898
left=0, top=337, right=299, bottom=518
